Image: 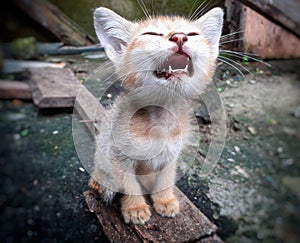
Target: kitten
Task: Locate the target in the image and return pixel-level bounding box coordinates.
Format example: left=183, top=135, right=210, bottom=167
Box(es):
left=89, top=6, right=223, bottom=224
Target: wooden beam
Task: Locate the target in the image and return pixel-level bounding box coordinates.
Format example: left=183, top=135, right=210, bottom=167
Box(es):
left=0, top=80, right=32, bottom=100
left=12, top=0, right=96, bottom=46
left=84, top=188, right=222, bottom=243
left=74, top=86, right=105, bottom=136
left=237, top=0, right=300, bottom=38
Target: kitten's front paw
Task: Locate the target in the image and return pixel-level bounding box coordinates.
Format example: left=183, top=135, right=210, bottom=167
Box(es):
left=121, top=196, right=151, bottom=224
left=153, top=196, right=179, bottom=217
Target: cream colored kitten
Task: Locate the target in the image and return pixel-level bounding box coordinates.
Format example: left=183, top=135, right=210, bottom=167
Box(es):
left=89, top=7, right=223, bottom=224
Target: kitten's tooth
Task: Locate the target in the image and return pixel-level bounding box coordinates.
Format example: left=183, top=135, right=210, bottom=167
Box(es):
left=184, top=65, right=188, bottom=72
left=169, top=65, right=172, bottom=73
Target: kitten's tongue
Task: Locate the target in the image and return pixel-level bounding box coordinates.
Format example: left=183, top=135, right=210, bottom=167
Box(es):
left=156, top=52, right=193, bottom=79
left=163, top=53, right=188, bottom=70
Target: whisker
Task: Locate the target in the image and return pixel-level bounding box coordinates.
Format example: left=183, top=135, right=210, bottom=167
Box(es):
left=137, top=0, right=151, bottom=18
left=193, top=0, right=213, bottom=20
left=220, top=30, right=245, bottom=39
left=220, top=37, right=245, bottom=45
left=188, top=0, right=199, bottom=20
left=220, top=49, right=259, bottom=56
left=219, top=55, right=253, bottom=76
left=151, top=0, right=155, bottom=16
left=217, top=57, right=245, bottom=77
left=220, top=50, right=271, bottom=67
left=190, top=0, right=210, bottom=21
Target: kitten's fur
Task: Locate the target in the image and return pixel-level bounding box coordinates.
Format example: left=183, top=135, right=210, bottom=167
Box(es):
left=89, top=7, right=223, bottom=224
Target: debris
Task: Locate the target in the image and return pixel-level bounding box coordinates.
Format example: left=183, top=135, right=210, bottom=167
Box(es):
left=0, top=80, right=32, bottom=100
left=21, top=129, right=29, bottom=137
left=12, top=0, right=96, bottom=46
left=248, top=79, right=257, bottom=85
left=12, top=99, right=23, bottom=106
left=2, top=60, right=65, bottom=74
left=234, top=165, right=249, bottom=178
left=247, top=126, right=257, bottom=135
left=228, top=158, right=235, bottom=162
left=293, top=106, right=300, bottom=118
left=3, top=42, right=104, bottom=58
left=266, top=118, right=277, bottom=125
left=277, top=147, right=284, bottom=153
left=282, top=177, right=300, bottom=196
left=79, top=167, right=85, bottom=172
left=10, top=37, right=38, bottom=59
left=282, top=158, right=294, bottom=166
left=266, top=176, right=272, bottom=182
left=52, top=130, right=59, bottom=135
left=83, top=52, right=107, bottom=60
left=13, top=134, right=21, bottom=140
left=230, top=151, right=236, bottom=156
left=234, top=146, right=241, bottom=153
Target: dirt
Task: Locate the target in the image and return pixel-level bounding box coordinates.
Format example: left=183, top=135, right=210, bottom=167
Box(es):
left=0, top=56, right=299, bottom=242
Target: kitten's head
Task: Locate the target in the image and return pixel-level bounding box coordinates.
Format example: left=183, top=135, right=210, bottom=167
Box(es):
left=94, top=7, right=223, bottom=96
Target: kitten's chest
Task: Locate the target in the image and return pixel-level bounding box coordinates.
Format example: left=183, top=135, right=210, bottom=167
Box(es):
left=128, top=106, right=190, bottom=143
left=127, top=106, right=190, bottom=169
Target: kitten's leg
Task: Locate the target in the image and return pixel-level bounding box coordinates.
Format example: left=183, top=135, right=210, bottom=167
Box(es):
left=88, top=177, right=102, bottom=192
left=136, top=162, right=156, bottom=194
left=119, top=171, right=151, bottom=224
left=151, top=161, right=179, bottom=217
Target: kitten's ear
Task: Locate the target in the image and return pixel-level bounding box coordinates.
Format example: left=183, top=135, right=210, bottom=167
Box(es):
left=194, top=7, right=224, bottom=59
left=94, top=7, right=136, bottom=62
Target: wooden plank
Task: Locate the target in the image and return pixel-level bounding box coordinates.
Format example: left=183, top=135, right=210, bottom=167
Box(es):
left=243, top=7, right=300, bottom=59
left=2, top=60, right=66, bottom=74
left=74, top=86, right=105, bottom=136
left=29, top=67, right=82, bottom=108
left=84, top=188, right=222, bottom=243
left=224, top=0, right=300, bottom=59
left=12, top=0, right=96, bottom=46
left=237, top=0, right=300, bottom=37
left=0, top=80, right=32, bottom=100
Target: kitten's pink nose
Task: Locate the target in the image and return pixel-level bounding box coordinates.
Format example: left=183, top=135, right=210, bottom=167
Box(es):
left=169, top=33, right=188, bottom=47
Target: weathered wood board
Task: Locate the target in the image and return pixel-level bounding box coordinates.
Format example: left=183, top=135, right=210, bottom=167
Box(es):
left=237, top=0, right=300, bottom=38
left=84, top=188, right=222, bottom=243
left=29, top=67, right=82, bottom=108
left=12, top=0, right=96, bottom=46
left=225, top=0, right=300, bottom=59
left=74, top=86, right=105, bottom=136
left=243, top=7, right=300, bottom=59
left=0, top=80, right=32, bottom=100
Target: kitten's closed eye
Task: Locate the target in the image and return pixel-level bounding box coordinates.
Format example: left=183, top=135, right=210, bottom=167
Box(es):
left=142, top=32, right=163, bottom=36
left=187, top=32, right=199, bottom=36
left=141, top=32, right=199, bottom=37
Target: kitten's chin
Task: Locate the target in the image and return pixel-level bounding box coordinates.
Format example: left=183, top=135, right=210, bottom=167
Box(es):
left=154, top=52, right=194, bottom=80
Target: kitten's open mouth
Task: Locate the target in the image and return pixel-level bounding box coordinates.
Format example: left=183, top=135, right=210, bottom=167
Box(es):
left=155, top=52, right=194, bottom=79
